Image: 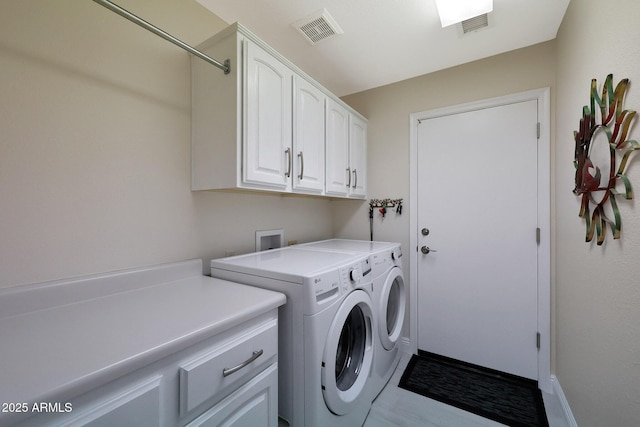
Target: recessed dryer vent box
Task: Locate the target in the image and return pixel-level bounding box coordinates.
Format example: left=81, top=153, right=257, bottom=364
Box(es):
left=256, top=229, right=284, bottom=251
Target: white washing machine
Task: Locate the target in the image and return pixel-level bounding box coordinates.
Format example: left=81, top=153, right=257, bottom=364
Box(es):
left=299, top=239, right=406, bottom=399
left=210, top=247, right=376, bottom=427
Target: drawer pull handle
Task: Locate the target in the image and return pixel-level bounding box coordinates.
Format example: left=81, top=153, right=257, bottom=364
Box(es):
left=222, top=349, right=264, bottom=377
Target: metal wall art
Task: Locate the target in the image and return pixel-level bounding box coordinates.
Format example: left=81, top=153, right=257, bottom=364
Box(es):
left=574, top=74, right=640, bottom=245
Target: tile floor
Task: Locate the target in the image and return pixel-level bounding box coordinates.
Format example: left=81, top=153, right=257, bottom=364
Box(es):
left=364, top=353, right=571, bottom=427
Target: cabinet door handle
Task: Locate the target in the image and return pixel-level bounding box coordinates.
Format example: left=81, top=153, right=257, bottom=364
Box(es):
left=352, top=169, right=358, bottom=189
left=298, top=152, right=304, bottom=180
left=346, top=167, right=351, bottom=187
left=285, top=148, right=292, bottom=178
left=222, top=349, right=264, bottom=377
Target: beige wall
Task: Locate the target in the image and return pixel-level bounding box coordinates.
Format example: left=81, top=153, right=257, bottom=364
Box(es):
left=0, top=0, right=334, bottom=288
left=554, top=1, right=640, bottom=426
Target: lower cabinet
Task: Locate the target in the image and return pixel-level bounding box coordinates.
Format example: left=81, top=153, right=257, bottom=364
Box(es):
left=16, top=311, right=279, bottom=427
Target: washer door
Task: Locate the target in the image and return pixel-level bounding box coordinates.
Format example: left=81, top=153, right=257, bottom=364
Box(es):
left=379, top=267, right=406, bottom=350
left=321, top=289, right=374, bottom=415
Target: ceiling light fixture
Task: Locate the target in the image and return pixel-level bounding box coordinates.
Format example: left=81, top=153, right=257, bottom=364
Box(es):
left=435, top=0, right=493, bottom=28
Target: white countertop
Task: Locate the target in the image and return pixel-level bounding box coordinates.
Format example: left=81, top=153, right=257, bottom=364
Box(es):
left=0, top=259, right=285, bottom=415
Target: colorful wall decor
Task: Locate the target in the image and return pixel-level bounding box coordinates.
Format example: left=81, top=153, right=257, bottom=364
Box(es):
left=573, top=74, right=640, bottom=244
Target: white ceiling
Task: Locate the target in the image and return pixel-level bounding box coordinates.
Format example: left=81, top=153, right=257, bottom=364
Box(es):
left=196, top=0, right=570, bottom=96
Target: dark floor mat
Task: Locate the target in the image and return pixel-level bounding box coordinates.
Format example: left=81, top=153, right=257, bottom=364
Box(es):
left=398, top=351, right=549, bottom=427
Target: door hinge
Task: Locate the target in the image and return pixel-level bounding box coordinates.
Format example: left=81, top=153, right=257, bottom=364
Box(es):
left=536, top=332, right=541, bottom=350
left=536, top=227, right=541, bottom=245
left=536, top=122, right=541, bottom=139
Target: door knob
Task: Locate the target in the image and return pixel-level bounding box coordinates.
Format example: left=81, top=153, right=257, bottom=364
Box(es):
left=421, top=228, right=430, bottom=236
left=421, top=246, right=437, bottom=254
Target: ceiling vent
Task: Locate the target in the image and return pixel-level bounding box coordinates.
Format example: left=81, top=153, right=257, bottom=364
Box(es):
left=461, top=13, right=489, bottom=33
left=292, top=9, right=343, bottom=45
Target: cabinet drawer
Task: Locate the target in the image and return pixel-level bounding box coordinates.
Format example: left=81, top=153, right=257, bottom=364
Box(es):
left=185, top=363, right=278, bottom=427
left=179, top=319, right=277, bottom=416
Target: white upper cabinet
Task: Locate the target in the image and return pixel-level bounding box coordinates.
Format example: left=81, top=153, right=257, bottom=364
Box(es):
left=292, top=76, right=325, bottom=194
left=243, top=41, right=292, bottom=191
left=348, top=114, right=367, bottom=198
left=325, top=99, right=350, bottom=196
left=191, top=23, right=366, bottom=198
left=325, top=99, right=367, bottom=198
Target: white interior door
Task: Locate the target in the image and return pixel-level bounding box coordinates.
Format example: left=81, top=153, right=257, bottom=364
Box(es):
left=416, top=99, right=539, bottom=380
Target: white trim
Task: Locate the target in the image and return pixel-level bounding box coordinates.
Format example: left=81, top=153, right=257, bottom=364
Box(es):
left=551, top=375, right=579, bottom=427
left=408, top=88, right=551, bottom=392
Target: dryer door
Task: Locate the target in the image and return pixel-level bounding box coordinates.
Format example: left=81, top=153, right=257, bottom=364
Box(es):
left=379, top=267, right=406, bottom=350
left=321, top=289, right=374, bottom=415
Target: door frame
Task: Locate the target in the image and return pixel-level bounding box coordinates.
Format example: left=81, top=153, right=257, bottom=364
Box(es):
left=408, top=88, right=551, bottom=392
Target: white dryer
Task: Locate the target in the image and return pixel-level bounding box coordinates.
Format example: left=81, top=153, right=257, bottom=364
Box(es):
left=210, top=247, right=376, bottom=427
left=299, top=239, right=406, bottom=399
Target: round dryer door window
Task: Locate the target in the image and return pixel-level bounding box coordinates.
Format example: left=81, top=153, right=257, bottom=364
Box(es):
left=322, top=289, right=374, bottom=415
left=379, top=267, right=406, bottom=350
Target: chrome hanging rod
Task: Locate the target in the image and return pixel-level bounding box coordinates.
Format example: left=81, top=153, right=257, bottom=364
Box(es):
left=92, top=0, right=230, bottom=74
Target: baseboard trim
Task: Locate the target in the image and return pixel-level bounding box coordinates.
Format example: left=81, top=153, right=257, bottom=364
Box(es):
left=550, top=375, right=578, bottom=427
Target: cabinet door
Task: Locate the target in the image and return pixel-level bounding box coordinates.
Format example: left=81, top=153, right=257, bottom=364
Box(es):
left=293, top=77, right=325, bottom=194
left=59, top=376, right=161, bottom=427
left=325, top=99, right=350, bottom=196
left=185, top=364, right=278, bottom=427
left=243, top=41, right=292, bottom=191
left=348, top=114, right=367, bottom=198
